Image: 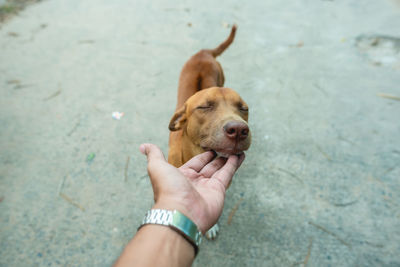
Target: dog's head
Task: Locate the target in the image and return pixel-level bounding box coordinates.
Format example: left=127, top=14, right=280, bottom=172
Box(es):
left=169, top=87, right=251, bottom=156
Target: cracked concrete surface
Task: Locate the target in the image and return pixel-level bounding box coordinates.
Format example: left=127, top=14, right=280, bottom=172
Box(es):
left=0, top=0, right=399, bottom=266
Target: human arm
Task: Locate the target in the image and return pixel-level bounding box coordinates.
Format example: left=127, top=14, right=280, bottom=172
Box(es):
left=113, top=143, right=245, bottom=267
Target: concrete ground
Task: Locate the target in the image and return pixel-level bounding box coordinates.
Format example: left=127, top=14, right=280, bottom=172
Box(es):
left=1, top=0, right=400, bottom=266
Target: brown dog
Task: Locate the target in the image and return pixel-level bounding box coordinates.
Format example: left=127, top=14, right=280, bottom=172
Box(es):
left=168, top=25, right=251, bottom=168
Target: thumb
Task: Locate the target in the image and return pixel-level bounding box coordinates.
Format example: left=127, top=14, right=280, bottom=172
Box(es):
left=139, top=143, right=166, bottom=164
left=139, top=143, right=169, bottom=202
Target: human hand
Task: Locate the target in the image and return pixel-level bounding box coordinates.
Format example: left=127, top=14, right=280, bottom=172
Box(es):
left=139, top=143, right=245, bottom=233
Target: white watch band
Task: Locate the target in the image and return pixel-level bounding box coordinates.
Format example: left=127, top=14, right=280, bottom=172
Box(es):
left=139, top=209, right=202, bottom=254
left=141, top=209, right=173, bottom=226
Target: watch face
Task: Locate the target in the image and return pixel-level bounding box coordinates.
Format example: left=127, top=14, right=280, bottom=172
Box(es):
left=171, top=210, right=202, bottom=246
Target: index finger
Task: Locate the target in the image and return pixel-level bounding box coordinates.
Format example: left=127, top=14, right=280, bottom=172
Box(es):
left=179, top=151, right=216, bottom=172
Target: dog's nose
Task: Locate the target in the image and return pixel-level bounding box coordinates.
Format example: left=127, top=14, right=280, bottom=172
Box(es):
left=223, top=121, right=249, bottom=140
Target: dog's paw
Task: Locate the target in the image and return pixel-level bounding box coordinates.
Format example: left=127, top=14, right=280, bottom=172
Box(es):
left=205, top=223, right=219, bottom=240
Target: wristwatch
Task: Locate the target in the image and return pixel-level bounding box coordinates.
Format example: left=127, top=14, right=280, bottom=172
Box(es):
left=138, top=209, right=202, bottom=255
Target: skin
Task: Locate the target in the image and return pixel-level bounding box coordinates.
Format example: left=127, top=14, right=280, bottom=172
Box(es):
left=168, top=87, right=251, bottom=167
left=113, top=144, right=245, bottom=267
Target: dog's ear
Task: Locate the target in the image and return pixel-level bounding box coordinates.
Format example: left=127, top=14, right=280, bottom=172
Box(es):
left=169, top=105, right=187, bottom=131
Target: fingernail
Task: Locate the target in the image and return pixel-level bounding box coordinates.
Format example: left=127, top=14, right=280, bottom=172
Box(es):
left=139, top=144, right=146, bottom=155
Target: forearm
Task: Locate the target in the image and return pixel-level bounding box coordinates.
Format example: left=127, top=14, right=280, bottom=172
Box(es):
left=113, top=224, right=195, bottom=267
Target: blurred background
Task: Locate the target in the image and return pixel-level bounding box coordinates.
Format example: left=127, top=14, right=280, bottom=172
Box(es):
left=0, top=0, right=399, bottom=266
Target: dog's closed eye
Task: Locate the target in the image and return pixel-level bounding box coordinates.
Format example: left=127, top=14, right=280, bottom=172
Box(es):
left=196, top=105, right=212, bottom=110
left=196, top=101, right=215, bottom=110
left=237, top=103, right=248, bottom=112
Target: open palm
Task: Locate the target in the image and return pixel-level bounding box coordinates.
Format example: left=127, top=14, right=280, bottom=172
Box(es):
left=140, top=143, right=245, bottom=233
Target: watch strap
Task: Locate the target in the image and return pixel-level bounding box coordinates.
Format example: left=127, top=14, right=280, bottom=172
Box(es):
left=139, top=209, right=202, bottom=255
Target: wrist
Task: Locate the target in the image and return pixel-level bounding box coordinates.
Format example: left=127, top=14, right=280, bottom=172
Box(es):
left=140, top=208, right=202, bottom=255
left=152, top=201, right=198, bottom=228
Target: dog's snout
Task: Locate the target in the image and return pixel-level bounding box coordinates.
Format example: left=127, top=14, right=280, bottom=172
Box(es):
left=223, top=121, right=249, bottom=140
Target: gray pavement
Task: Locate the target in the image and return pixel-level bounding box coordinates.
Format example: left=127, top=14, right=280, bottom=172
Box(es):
left=1, top=0, right=400, bottom=266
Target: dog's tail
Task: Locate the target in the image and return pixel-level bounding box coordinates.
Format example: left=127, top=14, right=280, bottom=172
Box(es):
left=209, top=24, right=237, bottom=57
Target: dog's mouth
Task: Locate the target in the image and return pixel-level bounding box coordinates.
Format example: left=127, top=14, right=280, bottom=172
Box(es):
left=202, top=146, right=244, bottom=158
